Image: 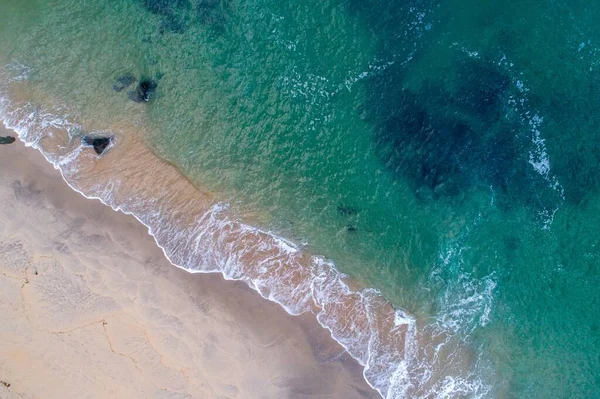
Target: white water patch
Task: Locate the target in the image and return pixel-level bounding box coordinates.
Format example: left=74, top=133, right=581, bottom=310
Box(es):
left=450, top=43, right=481, bottom=59
left=527, top=115, right=550, bottom=175
left=573, top=38, right=600, bottom=72
left=265, top=10, right=298, bottom=52
left=395, top=5, right=436, bottom=66
left=436, top=271, right=497, bottom=337
left=431, top=242, right=497, bottom=336
left=279, top=57, right=397, bottom=113
left=498, top=54, right=565, bottom=190
left=489, top=52, right=564, bottom=229
left=419, top=240, right=496, bottom=398
left=277, top=2, right=436, bottom=117
left=279, top=67, right=333, bottom=104
left=4, top=61, right=30, bottom=83
left=343, top=4, right=436, bottom=90
left=339, top=58, right=397, bottom=93
left=333, top=3, right=437, bottom=96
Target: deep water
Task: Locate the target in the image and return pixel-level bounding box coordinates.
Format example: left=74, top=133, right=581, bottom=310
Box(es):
left=1, top=0, right=599, bottom=397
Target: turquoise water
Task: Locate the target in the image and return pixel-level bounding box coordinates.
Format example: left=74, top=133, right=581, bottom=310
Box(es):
left=1, top=0, right=599, bottom=397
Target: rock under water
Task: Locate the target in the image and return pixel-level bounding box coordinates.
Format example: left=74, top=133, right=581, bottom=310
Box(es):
left=0, top=136, right=16, bottom=145
left=141, top=0, right=190, bottom=33
left=140, top=0, right=226, bottom=34
left=366, top=56, right=535, bottom=206
left=337, top=204, right=358, bottom=216
left=142, top=0, right=189, bottom=16
left=112, top=73, right=137, bottom=92
left=82, top=136, right=112, bottom=155
left=128, top=78, right=158, bottom=103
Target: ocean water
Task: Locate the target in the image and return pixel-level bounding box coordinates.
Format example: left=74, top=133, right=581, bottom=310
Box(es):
left=1, top=0, right=599, bottom=397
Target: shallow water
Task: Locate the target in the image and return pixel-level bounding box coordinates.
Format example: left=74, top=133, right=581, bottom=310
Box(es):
left=1, top=0, right=599, bottom=397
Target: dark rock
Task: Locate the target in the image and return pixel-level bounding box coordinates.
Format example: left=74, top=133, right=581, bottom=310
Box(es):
left=346, top=225, right=358, bottom=232
left=128, top=78, right=158, bottom=103
left=82, top=136, right=112, bottom=155
left=112, top=73, right=137, bottom=92
left=0, top=136, right=16, bottom=145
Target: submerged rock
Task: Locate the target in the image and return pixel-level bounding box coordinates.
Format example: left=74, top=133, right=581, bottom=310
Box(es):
left=112, top=73, right=137, bottom=92
left=337, top=204, right=358, bottom=216
left=367, top=56, right=523, bottom=202
left=128, top=78, right=158, bottom=103
left=141, top=0, right=193, bottom=34
left=140, top=0, right=225, bottom=34
left=0, top=136, right=16, bottom=145
left=159, top=17, right=186, bottom=34
left=82, top=136, right=112, bottom=155
left=142, top=0, right=189, bottom=16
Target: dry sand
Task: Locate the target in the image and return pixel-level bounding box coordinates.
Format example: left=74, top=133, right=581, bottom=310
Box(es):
left=0, top=129, right=379, bottom=399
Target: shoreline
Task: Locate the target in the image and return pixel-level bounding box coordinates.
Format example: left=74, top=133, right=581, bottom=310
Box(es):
left=0, top=79, right=417, bottom=396
left=0, top=57, right=441, bottom=393
left=0, top=127, right=378, bottom=398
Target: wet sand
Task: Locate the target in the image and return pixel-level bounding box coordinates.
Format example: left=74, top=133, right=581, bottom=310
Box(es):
left=0, top=128, right=378, bottom=399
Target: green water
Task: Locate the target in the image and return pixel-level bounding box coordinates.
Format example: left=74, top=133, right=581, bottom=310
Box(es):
left=1, top=0, right=599, bottom=397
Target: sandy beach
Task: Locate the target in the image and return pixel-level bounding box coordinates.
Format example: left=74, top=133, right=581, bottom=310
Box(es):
left=0, top=128, right=378, bottom=399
